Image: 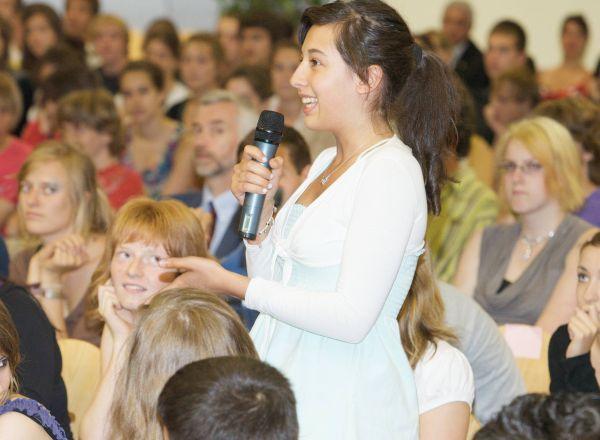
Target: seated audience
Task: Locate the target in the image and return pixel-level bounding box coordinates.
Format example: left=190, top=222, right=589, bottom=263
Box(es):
left=0, top=0, right=23, bottom=70
left=142, top=19, right=189, bottom=114
left=120, top=61, right=194, bottom=197
left=159, top=356, right=298, bottom=440
left=538, top=15, right=599, bottom=101
left=0, top=278, right=71, bottom=437
left=399, top=254, right=474, bottom=440
left=549, top=231, right=600, bottom=393
left=266, top=41, right=334, bottom=158
left=9, top=142, right=110, bottom=342
left=167, top=33, right=223, bottom=121
left=89, top=14, right=129, bottom=95
left=21, top=67, right=98, bottom=147
left=475, top=392, right=600, bottom=439
left=225, top=64, right=271, bottom=114
left=217, top=12, right=241, bottom=76
left=427, top=78, right=498, bottom=282
left=0, top=298, right=68, bottom=439
left=239, top=10, right=290, bottom=67
left=0, top=72, right=32, bottom=229
left=82, top=288, right=257, bottom=440
left=21, top=3, right=62, bottom=79
left=533, top=97, right=600, bottom=227
left=484, top=68, right=539, bottom=142
left=62, top=0, right=99, bottom=56
left=454, top=117, right=595, bottom=333
left=439, top=281, right=526, bottom=423
left=58, top=88, right=144, bottom=210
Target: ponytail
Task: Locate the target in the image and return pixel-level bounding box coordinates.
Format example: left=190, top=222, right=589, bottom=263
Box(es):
left=396, top=50, right=459, bottom=214
left=299, top=0, right=459, bottom=215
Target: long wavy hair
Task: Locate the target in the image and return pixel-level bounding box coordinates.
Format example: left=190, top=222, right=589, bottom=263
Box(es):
left=108, top=288, right=258, bottom=440
left=398, top=253, right=457, bottom=368
left=0, top=299, right=20, bottom=403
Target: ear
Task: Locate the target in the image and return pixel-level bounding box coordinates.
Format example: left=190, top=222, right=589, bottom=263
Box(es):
left=356, top=65, right=384, bottom=95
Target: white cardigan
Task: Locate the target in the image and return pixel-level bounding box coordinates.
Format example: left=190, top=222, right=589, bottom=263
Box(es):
left=244, top=136, right=427, bottom=343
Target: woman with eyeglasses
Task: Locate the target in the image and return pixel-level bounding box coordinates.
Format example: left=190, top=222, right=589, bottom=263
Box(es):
left=454, top=116, right=596, bottom=334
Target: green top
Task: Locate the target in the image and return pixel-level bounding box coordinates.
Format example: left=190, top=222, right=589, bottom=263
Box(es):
left=427, top=160, right=499, bottom=282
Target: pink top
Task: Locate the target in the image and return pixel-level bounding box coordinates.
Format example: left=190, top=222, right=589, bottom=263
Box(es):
left=0, top=137, right=33, bottom=204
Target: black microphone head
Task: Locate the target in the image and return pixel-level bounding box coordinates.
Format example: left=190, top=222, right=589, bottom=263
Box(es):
left=256, top=110, right=284, bottom=144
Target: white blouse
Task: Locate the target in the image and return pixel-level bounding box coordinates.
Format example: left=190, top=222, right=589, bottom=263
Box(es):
left=414, top=340, right=475, bottom=414
left=244, top=136, right=428, bottom=342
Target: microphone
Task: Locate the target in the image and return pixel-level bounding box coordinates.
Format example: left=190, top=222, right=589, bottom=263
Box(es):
left=238, top=110, right=284, bottom=240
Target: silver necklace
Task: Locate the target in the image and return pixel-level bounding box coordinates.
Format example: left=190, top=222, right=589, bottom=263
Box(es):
left=520, top=230, right=555, bottom=260
left=320, top=150, right=362, bottom=186
left=320, top=138, right=389, bottom=186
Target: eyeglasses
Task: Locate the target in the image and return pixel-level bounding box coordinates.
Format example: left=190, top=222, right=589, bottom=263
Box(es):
left=498, top=160, right=543, bottom=175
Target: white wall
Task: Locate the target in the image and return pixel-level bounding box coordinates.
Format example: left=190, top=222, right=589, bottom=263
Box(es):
left=389, top=0, right=600, bottom=70
left=39, top=0, right=600, bottom=70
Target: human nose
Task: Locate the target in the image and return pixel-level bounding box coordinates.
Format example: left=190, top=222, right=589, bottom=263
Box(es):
left=584, top=278, right=600, bottom=305
left=290, top=61, right=307, bottom=90
left=126, top=255, right=144, bottom=277
left=22, top=186, right=41, bottom=206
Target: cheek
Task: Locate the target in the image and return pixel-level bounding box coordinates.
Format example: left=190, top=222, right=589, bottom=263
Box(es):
left=147, top=268, right=176, bottom=290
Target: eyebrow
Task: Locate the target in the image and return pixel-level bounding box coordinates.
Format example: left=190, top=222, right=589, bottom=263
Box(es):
left=307, top=48, right=327, bottom=56
left=577, top=265, right=589, bottom=272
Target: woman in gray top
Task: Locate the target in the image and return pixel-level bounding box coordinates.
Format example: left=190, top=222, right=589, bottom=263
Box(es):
left=454, top=117, right=596, bottom=334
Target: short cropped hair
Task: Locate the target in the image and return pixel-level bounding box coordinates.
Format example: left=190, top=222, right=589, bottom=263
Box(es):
left=533, top=97, right=600, bottom=185
left=183, top=33, right=224, bottom=66
left=185, top=89, right=257, bottom=145
left=239, top=10, right=293, bottom=44
left=496, top=116, right=585, bottom=213
left=227, top=65, right=272, bottom=101
left=58, top=89, right=123, bottom=157
left=491, top=68, right=539, bottom=106
left=475, top=392, right=600, bottom=440
left=66, top=0, right=100, bottom=16
left=158, top=356, right=299, bottom=440
left=89, top=14, right=129, bottom=46
left=490, top=20, right=527, bottom=52
left=39, top=67, right=99, bottom=104
left=237, top=126, right=311, bottom=175
left=120, top=60, right=165, bottom=91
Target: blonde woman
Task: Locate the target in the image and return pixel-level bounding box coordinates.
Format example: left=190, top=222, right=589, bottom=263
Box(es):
left=399, top=255, right=474, bottom=440
left=0, top=299, right=68, bottom=439
left=10, top=141, right=111, bottom=343
left=81, top=198, right=210, bottom=439
left=454, top=117, right=597, bottom=334
left=83, top=289, right=257, bottom=440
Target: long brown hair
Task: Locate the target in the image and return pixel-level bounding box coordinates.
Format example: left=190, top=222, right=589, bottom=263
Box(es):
left=109, top=288, right=258, bottom=440
left=0, top=299, right=20, bottom=403
left=85, top=198, right=208, bottom=331
left=398, top=253, right=457, bottom=368
left=299, top=0, right=459, bottom=214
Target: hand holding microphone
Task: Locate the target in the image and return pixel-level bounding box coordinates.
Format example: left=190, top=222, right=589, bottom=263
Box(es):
left=232, top=111, right=284, bottom=240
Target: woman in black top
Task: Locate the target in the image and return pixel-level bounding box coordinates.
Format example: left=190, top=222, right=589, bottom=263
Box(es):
left=549, top=231, right=600, bottom=393
left=0, top=278, right=72, bottom=439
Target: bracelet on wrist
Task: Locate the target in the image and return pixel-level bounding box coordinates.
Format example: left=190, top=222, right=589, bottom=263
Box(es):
left=257, top=206, right=278, bottom=237
left=41, top=284, right=64, bottom=300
